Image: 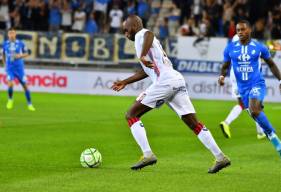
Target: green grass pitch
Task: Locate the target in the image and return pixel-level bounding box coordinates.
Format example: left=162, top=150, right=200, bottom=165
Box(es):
left=0, top=92, right=280, bottom=192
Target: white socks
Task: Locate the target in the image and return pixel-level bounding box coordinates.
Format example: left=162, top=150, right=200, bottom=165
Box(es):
left=195, top=124, right=225, bottom=161
left=129, top=118, right=226, bottom=161
left=255, top=122, right=264, bottom=134
left=130, top=119, right=152, bottom=158
left=225, top=104, right=243, bottom=125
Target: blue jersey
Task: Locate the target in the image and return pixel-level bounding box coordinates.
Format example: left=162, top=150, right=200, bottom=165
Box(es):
left=2, top=40, right=28, bottom=70
left=223, top=39, right=271, bottom=92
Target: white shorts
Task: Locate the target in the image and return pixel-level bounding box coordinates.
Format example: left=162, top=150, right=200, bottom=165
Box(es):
left=231, top=81, right=241, bottom=98
left=136, top=78, right=196, bottom=117
left=230, top=67, right=240, bottom=98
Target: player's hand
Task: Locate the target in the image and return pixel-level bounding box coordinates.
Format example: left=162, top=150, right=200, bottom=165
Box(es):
left=218, top=75, right=225, bottom=86
left=111, top=80, right=127, bottom=92
left=15, top=54, right=22, bottom=59
left=140, top=56, right=154, bottom=69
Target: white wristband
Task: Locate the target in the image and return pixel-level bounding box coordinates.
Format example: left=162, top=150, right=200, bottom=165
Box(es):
left=279, top=80, right=281, bottom=84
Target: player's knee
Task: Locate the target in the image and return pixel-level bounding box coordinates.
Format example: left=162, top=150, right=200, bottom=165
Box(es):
left=8, top=82, right=13, bottom=87
left=125, top=111, right=134, bottom=121
left=181, top=114, right=198, bottom=130
left=250, top=109, right=261, bottom=117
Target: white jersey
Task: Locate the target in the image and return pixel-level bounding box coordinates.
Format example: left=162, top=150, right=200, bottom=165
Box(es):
left=134, top=28, right=181, bottom=83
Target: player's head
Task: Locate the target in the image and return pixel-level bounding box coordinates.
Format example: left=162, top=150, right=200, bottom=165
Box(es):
left=123, top=15, right=143, bottom=41
left=236, top=20, right=251, bottom=42
left=7, top=28, right=16, bottom=41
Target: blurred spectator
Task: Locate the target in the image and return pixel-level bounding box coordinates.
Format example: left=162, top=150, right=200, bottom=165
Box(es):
left=271, top=5, right=281, bottom=39
left=173, top=0, right=192, bottom=25
left=93, top=0, right=110, bottom=32
left=151, top=0, right=161, bottom=16
left=84, top=0, right=94, bottom=14
left=85, top=12, right=98, bottom=35
left=253, top=18, right=266, bottom=40
left=61, top=0, right=72, bottom=31
left=9, top=0, right=22, bottom=29
left=158, top=17, right=169, bottom=42
left=34, top=0, right=49, bottom=31
left=109, top=5, right=123, bottom=33
left=72, top=4, right=86, bottom=32
left=49, top=0, right=61, bottom=32
left=204, top=0, right=223, bottom=36
left=126, top=0, right=136, bottom=16
left=0, top=0, right=280, bottom=40
left=0, top=0, right=10, bottom=29
left=227, top=19, right=236, bottom=39
left=167, top=3, right=180, bottom=36
left=137, top=0, right=150, bottom=28
left=198, top=11, right=214, bottom=37
left=179, top=18, right=195, bottom=36
left=191, top=0, right=203, bottom=24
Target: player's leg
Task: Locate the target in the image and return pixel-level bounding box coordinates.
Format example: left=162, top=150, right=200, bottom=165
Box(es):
left=6, top=72, right=15, bottom=109
left=126, top=100, right=153, bottom=156
left=256, top=122, right=266, bottom=140
left=16, top=70, right=35, bottom=111
left=22, top=83, right=35, bottom=111
left=249, top=98, right=281, bottom=156
left=126, top=100, right=157, bottom=170
left=220, top=98, right=244, bottom=138
left=128, top=84, right=168, bottom=170
left=7, top=80, right=14, bottom=109
left=167, top=86, right=230, bottom=173
left=181, top=113, right=231, bottom=173
left=128, top=82, right=173, bottom=170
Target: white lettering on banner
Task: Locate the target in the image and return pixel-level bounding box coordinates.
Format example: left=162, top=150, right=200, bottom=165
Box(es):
left=0, top=68, right=280, bottom=102
left=177, top=60, right=221, bottom=73
left=39, top=36, right=58, bottom=55
left=183, top=75, right=281, bottom=102
left=93, top=38, right=109, bottom=59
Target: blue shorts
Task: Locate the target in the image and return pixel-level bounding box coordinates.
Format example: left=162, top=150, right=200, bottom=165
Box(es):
left=6, top=68, right=26, bottom=84
left=240, top=84, right=266, bottom=108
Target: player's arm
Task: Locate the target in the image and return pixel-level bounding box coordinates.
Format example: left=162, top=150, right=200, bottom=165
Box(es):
left=261, top=43, right=281, bottom=90
left=15, top=52, right=29, bottom=59
left=218, top=61, right=231, bottom=86
left=219, top=44, right=231, bottom=86
left=111, top=69, right=148, bottom=92
left=2, top=52, right=6, bottom=68
left=140, top=31, right=154, bottom=69
left=15, top=42, right=30, bottom=59
left=264, top=58, right=281, bottom=90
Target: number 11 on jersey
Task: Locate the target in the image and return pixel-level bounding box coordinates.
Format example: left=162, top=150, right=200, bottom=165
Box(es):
left=242, top=72, right=248, bottom=81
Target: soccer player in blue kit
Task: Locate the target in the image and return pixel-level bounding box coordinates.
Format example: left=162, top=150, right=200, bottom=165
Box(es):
left=219, top=20, right=281, bottom=158
left=2, top=28, right=35, bottom=111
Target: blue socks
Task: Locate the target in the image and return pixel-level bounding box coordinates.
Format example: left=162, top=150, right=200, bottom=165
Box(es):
left=8, top=87, right=13, bottom=100
left=254, top=112, right=275, bottom=135
left=25, top=89, right=32, bottom=105
left=255, top=112, right=281, bottom=153
left=268, top=133, right=281, bottom=152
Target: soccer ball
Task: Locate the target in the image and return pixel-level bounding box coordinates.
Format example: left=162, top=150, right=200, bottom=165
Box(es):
left=80, top=148, right=102, bottom=168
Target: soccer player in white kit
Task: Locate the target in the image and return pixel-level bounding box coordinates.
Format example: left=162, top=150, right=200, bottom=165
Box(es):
left=220, top=35, right=266, bottom=139
left=111, top=15, right=230, bottom=173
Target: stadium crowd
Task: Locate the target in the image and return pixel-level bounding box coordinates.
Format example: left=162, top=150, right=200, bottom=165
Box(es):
left=0, top=0, right=280, bottom=39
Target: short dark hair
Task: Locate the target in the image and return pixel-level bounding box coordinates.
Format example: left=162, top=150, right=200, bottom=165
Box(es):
left=237, top=20, right=251, bottom=28
left=8, top=27, right=16, bottom=32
